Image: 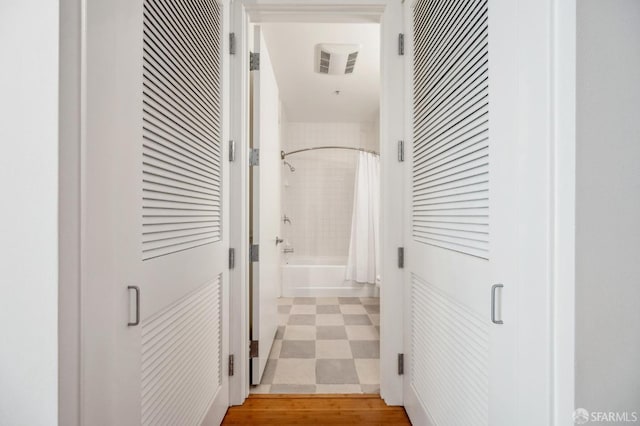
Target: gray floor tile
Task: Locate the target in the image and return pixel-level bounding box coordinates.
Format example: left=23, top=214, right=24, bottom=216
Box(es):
left=350, top=340, right=380, bottom=359
left=278, top=305, right=292, bottom=314
left=364, top=304, right=380, bottom=314
left=317, top=305, right=341, bottom=314
left=288, top=314, right=316, bottom=325
left=261, top=359, right=277, bottom=384
left=316, top=359, right=360, bottom=384
left=316, top=325, right=347, bottom=340
left=316, top=297, right=339, bottom=305
left=270, top=384, right=317, bottom=393
left=343, top=314, right=372, bottom=325
left=275, top=325, right=285, bottom=339
left=279, top=340, right=316, bottom=358
left=338, top=297, right=362, bottom=305
left=293, top=297, right=316, bottom=305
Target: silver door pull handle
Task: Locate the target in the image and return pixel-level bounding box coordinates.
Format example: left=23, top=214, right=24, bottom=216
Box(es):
left=128, top=285, right=140, bottom=327
left=491, top=284, right=504, bottom=325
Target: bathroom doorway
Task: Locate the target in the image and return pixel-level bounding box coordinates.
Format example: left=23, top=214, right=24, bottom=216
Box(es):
left=249, top=21, right=382, bottom=394
left=228, top=0, right=405, bottom=406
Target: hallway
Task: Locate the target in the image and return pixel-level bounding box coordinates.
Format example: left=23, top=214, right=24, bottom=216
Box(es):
left=3, top=0, right=618, bottom=424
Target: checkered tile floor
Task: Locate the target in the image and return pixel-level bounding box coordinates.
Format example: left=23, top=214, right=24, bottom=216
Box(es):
left=251, top=296, right=380, bottom=394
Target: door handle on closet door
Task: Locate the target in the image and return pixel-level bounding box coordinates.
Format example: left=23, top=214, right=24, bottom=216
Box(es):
left=491, top=284, right=504, bottom=325
left=128, top=286, right=140, bottom=327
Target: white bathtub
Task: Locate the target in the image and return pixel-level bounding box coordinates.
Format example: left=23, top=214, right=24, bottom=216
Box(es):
left=281, top=256, right=377, bottom=297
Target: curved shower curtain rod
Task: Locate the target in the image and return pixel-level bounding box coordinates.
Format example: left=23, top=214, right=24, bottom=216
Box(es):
left=280, top=146, right=379, bottom=159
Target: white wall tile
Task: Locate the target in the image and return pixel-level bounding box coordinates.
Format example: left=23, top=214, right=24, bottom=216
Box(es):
left=282, top=121, right=379, bottom=258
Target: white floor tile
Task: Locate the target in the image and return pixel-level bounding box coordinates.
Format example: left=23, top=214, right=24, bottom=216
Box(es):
left=272, top=359, right=316, bottom=385
left=354, top=359, right=379, bottom=385
left=345, top=325, right=380, bottom=340
left=369, top=314, right=380, bottom=326
left=250, top=384, right=271, bottom=394
left=283, top=325, right=316, bottom=340
left=278, top=314, right=289, bottom=326
left=290, top=305, right=316, bottom=315
left=339, top=304, right=367, bottom=315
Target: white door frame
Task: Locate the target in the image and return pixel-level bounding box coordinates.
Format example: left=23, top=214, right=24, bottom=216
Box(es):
left=552, top=0, right=577, bottom=424
left=228, top=0, right=405, bottom=406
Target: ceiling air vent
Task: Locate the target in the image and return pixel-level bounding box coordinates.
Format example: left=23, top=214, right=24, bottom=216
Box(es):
left=315, top=43, right=361, bottom=75
left=345, top=52, right=358, bottom=74
left=319, top=50, right=330, bottom=74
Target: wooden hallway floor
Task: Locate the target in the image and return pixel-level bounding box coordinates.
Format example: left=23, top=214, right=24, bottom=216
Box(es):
left=222, top=394, right=412, bottom=425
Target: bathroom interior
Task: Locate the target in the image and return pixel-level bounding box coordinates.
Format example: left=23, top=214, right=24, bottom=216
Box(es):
left=249, top=21, right=381, bottom=394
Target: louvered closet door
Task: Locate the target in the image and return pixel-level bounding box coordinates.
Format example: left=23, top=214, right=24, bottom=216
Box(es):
left=82, top=0, right=229, bottom=424
left=403, top=0, right=518, bottom=424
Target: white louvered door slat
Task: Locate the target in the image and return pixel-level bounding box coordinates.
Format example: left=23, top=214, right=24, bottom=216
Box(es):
left=82, top=0, right=229, bottom=424
left=404, top=0, right=519, bottom=424
left=142, top=0, right=223, bottom=261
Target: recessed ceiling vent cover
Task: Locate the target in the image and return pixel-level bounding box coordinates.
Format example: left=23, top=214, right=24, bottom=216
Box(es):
left=315, top=43, right=361, bottom=75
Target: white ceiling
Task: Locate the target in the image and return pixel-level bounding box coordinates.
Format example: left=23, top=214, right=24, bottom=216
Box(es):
left=260, top=23, right=380, bottom=123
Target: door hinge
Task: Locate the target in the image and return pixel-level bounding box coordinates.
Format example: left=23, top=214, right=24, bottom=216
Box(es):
left=397, top=140, right=405, bottom=162
left=250, top=340, right=259, bottom=358
left=249, top=148, right=260, bottom=166
left=398, top=353, right=404, bottom=375
left=229, top=33, right=236, bottom=55
left=250, top=52, right=260, bottom=71
left=229, top=247, right=235, bottom=269
left=398, top=247, right=405, bottom=269
left=398, top=33, right=405, bottom=55
left=228, top=354, right=235, bottom=376
left=250, top=244, right=259, bottom=262
left=229, top=140, right=236, bottom=162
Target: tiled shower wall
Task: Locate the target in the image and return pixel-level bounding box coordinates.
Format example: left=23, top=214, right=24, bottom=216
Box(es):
left=282, top=119, right=379, bottom=259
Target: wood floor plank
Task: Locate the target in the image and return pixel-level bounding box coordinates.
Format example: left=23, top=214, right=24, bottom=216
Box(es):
left=237, top=396, right=392, bottom=410
left=222, top=394, right=412, bottom=425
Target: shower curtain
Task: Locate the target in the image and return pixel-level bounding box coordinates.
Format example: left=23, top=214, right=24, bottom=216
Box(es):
left=346, top=152, right=380, bottom=284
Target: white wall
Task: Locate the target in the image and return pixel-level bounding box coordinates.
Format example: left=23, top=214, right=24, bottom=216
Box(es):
left=282, top=119, right=379, bottom=259
left=576, top=0, right=640, bottom=416
left=0, top=2, right=59, bottom=425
